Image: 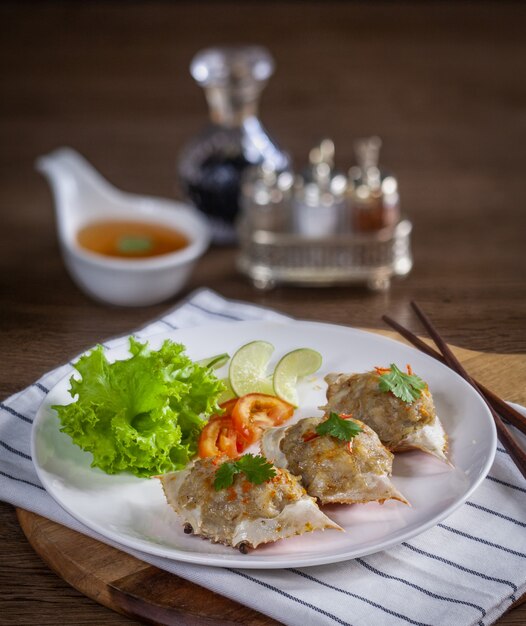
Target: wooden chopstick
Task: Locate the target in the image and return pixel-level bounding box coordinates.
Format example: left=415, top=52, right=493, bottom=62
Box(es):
left=407, top=301, right=526, bottom=479
left=381, top=314, right=526, bottom=436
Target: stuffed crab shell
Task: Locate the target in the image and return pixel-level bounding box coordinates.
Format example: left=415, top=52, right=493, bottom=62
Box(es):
left=324, top=371, right=449, bottom=463
left=261, top=416, right=408, bottom=506
left=158, top=456, right=341, bottom=551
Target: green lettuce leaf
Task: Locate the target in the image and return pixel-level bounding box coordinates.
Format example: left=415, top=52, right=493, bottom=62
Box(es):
left=53, top=337, right=224, bottom=477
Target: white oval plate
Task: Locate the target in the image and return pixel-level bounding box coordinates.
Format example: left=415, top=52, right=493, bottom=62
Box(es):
left=32, top=320, right=496, bottom=568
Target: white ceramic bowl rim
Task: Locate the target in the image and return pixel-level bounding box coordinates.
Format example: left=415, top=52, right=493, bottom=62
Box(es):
left=66, top=202, right=210, bottom=270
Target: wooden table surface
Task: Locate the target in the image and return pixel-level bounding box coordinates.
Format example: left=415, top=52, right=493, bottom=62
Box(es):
left=1, top=2, right=525, bottom=624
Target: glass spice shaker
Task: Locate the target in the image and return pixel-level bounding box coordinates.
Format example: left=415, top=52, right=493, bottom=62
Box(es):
left=177, top=46, right=290, bottom=245
left=348, top=136, right=400, bottom=232
left=239, top=163, right=294, bottom=232
left=293, top=138, right=348, bottom=237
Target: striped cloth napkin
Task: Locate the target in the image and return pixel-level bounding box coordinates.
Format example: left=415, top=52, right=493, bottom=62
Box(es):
left=1, top=288, right=525, bottom=626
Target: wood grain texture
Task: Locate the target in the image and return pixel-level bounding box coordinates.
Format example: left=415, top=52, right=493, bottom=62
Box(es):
left=1, top=1, right=525, bottom=624
left=15, top=511, right=278, bottom=626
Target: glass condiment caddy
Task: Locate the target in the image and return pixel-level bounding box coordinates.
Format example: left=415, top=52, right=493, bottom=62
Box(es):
left=237, top=136, right=412, bottom=291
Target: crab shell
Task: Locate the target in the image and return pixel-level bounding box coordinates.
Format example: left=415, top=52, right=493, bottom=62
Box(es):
left=394, top=415, right=451, bottom=464
left=324, top=371, right=450, bottom=464
left=261, top=418, right=409, bottom=506
left=158, top=459, right=342, bottom=550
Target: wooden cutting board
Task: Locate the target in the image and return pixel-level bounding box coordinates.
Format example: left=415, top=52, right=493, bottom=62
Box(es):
left=16, top=334, right=526, bottom=625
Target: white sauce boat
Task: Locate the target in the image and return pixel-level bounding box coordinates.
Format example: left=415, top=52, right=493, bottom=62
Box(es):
left=36, top=148, right=210, bottom=306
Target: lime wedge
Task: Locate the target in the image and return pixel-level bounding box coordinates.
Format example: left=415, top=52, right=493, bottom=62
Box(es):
left=197, top=352, right=230, bottom=370
left=273, top=348, right=322, bottom=406
left=229, top=340, right=275, bottom=397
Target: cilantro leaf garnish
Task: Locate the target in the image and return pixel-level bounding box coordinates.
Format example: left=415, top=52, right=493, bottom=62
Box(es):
left=213, top=461, right=239, bottom=491
left=213, top=454, right=277, bottom=491
left=315, top=412, right=362, bottom=441
left=378, top=363, right=426, bottom=403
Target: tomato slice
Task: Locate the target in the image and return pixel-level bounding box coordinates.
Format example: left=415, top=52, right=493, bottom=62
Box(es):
left=218, top=398, right=238, bottom=418
left=197, top=398, right=246, bottom=459
left=231, top=393, right=294, bottom=445
left=198, top=395, right=294, bottom=458
left=198, top=416, right=243, bottom=459
left=215, top=418, right=242, bottom=457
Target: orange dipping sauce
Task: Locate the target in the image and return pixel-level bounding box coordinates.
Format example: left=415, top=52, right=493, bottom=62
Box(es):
left=77, top=220, right=189, bottom=259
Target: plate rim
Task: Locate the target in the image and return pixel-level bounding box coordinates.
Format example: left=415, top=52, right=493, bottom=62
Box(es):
left=31, top=319, right=498, bottom=569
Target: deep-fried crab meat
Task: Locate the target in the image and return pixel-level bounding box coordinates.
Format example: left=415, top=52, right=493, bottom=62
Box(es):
left=324, top=371, right=449, bottom=463
left=158, top=456, right=341, bottom=550
left=261, top=416, right=408, bottom=506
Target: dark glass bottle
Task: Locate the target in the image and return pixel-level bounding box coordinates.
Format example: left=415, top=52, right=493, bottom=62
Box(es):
left=178, top=46, right=290, bottom=244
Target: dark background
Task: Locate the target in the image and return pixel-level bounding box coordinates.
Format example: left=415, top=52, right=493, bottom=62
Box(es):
left=2, top=2, right=525, bottom=374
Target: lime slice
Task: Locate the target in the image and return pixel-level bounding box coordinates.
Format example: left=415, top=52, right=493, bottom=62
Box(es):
left=273, top=348, right=322, bottom=406
left=229, top=340, right=275, bottom=396
left=197, top=352, right=230, bottom=370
